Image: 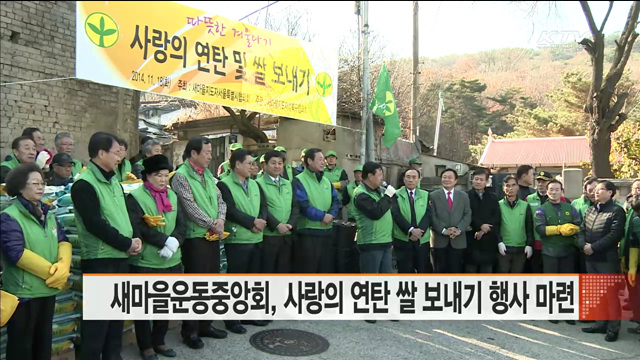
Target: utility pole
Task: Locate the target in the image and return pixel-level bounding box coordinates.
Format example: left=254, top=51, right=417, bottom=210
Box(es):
left=411, top=1, right=419, bottom=144
left=361, top=1, right=374, bottom=163
left=433, top=91, right=444, bottom=156
left=356, top=2, right=366, bottom=165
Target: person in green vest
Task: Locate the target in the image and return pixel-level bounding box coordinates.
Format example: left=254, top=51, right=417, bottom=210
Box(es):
left=257, top=154, right=266, bottom=177
left=572, top=176, right=599, bottom=274
left=114, top=137, right=134, bottom=182
left=0, top=163, right=72, bottom=360
left=217, top=142, right=243, bottom=179
left=217, top=149, right=270, bottom=333
left=132, top=138, right=163, bottom=179
left=497, top=175, right=534, bottom=273
left=250, top=155, right=260, bottom=180
left=256, top=150, right=298, bottom=273
left=354, top=161, right=395, bottom=275
left=525, top=171, right=553, bottom=274
left=338, top=165, right=363, bottom=273
left=171, top=136, right=228, bottom=349
left=391, top=168, right=431, bottom=273
left=54, top=132, right=83, bottom=177
left=324, top=150, right=349, bottom=219
left=1, top=136, right=37, bottom=183
left=534, top=180, right=581, bottom=325
left=274, top=146, right=294, bottom=180
left=292, top=148, right=340, bottom=273
left=126, top=155, right=185, bottom=360
left=292, top=148, right=308, bottom=177
left=623, top=194, right=640, bottom=337
left=70, top=132, right=142, bottom=360
left=621, top=181, right=640, bottom=331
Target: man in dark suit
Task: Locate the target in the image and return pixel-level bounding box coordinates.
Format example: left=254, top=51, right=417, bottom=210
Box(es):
left=429, top=168, right=472, bottom=273
left=465, top=169, right=501, bottom=273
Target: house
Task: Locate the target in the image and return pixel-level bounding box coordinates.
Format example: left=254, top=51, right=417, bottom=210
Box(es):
left=479, top=135, right=591, bottom=176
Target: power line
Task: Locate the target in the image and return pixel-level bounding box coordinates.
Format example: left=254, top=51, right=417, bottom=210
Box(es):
left=238, top=1, right=280, bottom=21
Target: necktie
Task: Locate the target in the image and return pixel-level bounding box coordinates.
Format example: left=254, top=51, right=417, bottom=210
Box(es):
left=447, top=191, right=453, bottom=211
left=409, top=190, right=417, bottom=226
left=409, top=191, right=414, bottom=205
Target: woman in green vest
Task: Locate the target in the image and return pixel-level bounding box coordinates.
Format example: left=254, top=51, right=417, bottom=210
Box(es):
left=126, top=155, right=185, bottom=359
left=0, top=163, right=72, bottom=360
left=498, top=175, right=534, bottom=273
left=391, top=169, right=431, bottom=273
left=114, top=137, right=134, bottom=182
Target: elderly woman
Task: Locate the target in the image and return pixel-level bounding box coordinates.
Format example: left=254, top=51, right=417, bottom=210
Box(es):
left=132, top=139, right=163, bottom=179
left=126, top=155, right=185, bottom=360
left=0, top=163, right=71, bottom=360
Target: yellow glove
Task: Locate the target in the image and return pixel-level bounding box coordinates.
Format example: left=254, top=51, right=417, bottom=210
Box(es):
left=168, top=171, right=176, bottom=181
left=332, top=181, right=342, bottom=190
left=0, top=184, right=6, bottom=195
left=558, top=223, right=580, bottom=236
left=16, top=249, right=53, bottom=280
left=143, top=214, right=166, bottom=227
left=125, top=172, right=138, bottom=181
left=46, top=242, right=72, bottom=289
left=629, top=248, right=638, bottom=287
left=545, top=226, right=560, bottom=236
left=0, top=290, right=19, bottom=327
left=204, top=231, right=230, bottom=241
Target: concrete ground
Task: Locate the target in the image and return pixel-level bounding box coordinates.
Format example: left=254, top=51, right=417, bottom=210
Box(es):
left=121, top=320, right=640, bottom=360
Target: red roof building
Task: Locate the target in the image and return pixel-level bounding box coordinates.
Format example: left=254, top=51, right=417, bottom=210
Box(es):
left=479, top=136, right=590, bottom=169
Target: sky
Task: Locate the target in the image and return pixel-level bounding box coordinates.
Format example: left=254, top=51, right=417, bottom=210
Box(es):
left=178, top=1, right=635, bottom=59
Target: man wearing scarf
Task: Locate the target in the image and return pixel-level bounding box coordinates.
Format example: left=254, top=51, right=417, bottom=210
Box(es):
left=171, top=137, right=228, bottom=350
left=126, top=155, right=185, bottom=359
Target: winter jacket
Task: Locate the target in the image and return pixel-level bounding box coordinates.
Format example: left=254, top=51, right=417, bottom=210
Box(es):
left=577, top=199, right=626, bottom=263
left=465, top=190, right=501, bottom=265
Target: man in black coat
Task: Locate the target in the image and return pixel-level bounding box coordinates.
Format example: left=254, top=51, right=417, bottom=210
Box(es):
left=465, top=169, right=501, bottom=273
left=579, top=180, right=627, bottom=342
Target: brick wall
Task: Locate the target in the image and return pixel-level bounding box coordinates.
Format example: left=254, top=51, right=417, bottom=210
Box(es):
left=0, top=1, right=140, bottom=163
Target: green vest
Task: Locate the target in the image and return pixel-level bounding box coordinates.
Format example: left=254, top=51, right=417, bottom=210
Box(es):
left=218, top=161, right=231, bottom=179
left=346, top=182, right=359, bottom=220
left=175, top=161, right=219, bottom=238
left=284, top=164, right=293, bottom=181
left=256, top=173, right=293, bottom=236
left=353, top=184, right=392, bottom=245
left=571, top=195, right=592, bottom=220
left=114, top=159, right=132, bottom=182
left=73, top=162, right=133, bottom=259
left=540, top=201, right=575, bottom=250
left=2, top=202, right=61, bottom=298
left=0, top=154, right=21, bottom=171
left=128, top=186, right=181, bottom=268
left=71, top=158, right=83, bottom=177
left=621, top=209, right=635, bottom=258
left=526, top=192, right=545, bottom=242
left=220, top=172, right=263, bottom=244
left=392, top=187, right=430, bottom=244
left=499, top=199, right=528, bottom=247
left=324, top=165, right=345, bottom=201
left=296, top=168, right=333, bottom=230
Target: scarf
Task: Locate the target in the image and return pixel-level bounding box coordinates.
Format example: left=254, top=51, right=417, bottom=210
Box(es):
left=188, top=159, right=205, bottom=176
left=144, top=181, right=173, bottom=214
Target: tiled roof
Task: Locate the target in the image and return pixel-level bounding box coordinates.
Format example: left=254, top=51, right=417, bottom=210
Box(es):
left=479, top=136, right=590, bottom=167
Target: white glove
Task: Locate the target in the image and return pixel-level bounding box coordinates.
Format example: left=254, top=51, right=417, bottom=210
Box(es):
left=524, top=246, right=533, bottom=259
left=157, top=246, right=174, bottom=259
left=164, top=237, right=179, bottom=253
left=35, top=151, right=51, bottom=169
left=498, top=242, right=507, bottom=256
left=384, top=185, right=396, bottom=197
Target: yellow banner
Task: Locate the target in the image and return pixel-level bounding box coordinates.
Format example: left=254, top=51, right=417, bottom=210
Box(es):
left=76, top=1, right=337, bottom=125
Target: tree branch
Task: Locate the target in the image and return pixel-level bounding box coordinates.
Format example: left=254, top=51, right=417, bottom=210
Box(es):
left=580, top=1, right=600, bottom=36
left=599, top=1, right=615, bottom=32
left=603, top=92, right=629, bottom=129
left=223, top=106, right=238, bottom=121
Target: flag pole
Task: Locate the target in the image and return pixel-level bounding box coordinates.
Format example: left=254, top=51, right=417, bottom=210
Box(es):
left=359, top=1, right=371, bottom=164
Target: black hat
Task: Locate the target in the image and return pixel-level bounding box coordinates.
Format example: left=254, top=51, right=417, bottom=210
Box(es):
left=142, top=155, right=173, bottom=176
left=52, top=153, right=75, bottom=165
left=536, top=171, right=553, bottom=181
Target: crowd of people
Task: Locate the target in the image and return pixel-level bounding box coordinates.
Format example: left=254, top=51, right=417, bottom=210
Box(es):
left=0, top=128, right=639, bottom=360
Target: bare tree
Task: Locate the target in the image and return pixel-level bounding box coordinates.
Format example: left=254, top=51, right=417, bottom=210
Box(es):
left=579, top=1, right=639, bottom=177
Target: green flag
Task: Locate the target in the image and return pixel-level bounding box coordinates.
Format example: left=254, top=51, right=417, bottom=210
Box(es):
left=370, top=64, right=402, bottom=149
